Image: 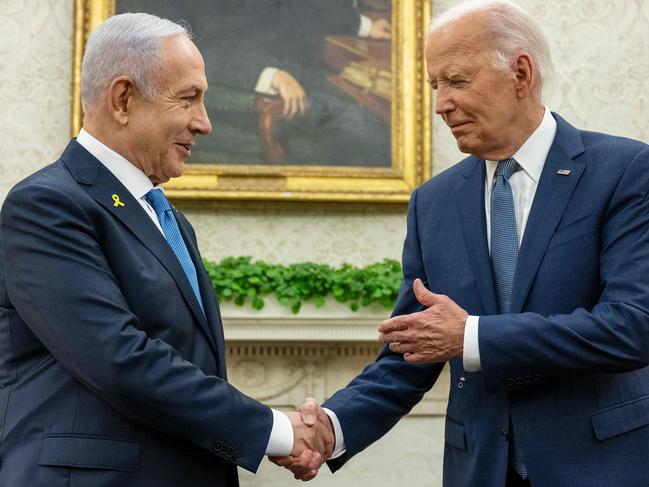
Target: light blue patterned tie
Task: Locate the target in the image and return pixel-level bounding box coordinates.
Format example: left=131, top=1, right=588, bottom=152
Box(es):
left=490, top=158, right=527, bottom=479
left=145, top=188, right=204, bottom=315
left=491, top=158, right=520, bottom=314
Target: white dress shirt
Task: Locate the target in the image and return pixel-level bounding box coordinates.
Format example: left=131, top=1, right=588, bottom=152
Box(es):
left=463, top=107, right=557, bottom=371
left=77, top=129, right=162, bottom=233
left=327, top=108, right=558, bottom=457
left=76, top=129, right=294, bottom=457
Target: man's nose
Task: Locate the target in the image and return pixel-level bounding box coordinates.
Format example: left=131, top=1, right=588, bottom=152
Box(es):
left=434, top=86, right=455, bottom=115
left=191, top=103, right=212, bottom=135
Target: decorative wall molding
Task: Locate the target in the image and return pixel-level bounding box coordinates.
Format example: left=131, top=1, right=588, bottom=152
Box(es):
left=223, top=302, right=450, bottom=416
left=221, top=297, right=391, bottom=342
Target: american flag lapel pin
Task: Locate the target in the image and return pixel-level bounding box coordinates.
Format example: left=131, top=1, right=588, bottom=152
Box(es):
left=557, top=169, right=571, bottom=176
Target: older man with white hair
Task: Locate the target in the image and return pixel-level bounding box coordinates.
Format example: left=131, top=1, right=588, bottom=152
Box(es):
left=0, top=12, right=333, bottom=487
left=277, top=1, right=649, bottom=486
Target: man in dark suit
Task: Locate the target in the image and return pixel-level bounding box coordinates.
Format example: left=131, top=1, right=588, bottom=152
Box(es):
left=276, top=1, right=649, bottom=486
left=0, top=12, right=332, bottom=486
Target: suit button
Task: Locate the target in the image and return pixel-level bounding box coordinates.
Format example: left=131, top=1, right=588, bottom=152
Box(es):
left=500, top=430, right=509, bottom=441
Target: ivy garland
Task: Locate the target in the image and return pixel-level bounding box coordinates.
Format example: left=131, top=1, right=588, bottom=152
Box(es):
left=202, top=257, right=403, bottom=314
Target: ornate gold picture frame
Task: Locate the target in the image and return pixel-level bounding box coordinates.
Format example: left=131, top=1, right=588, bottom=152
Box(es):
left=72, top=0, right=431, bottom=204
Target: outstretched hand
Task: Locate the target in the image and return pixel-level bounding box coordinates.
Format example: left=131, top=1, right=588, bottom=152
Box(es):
left=269, top=398, right=335, bottom=481
left=378, top=278, right=468, bottom=363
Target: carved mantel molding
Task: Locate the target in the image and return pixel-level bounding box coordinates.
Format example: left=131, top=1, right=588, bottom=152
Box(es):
left=220, top=299, right=450, bottom=416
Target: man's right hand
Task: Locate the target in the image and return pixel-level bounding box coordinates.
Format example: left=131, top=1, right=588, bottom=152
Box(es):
left=270, top=70, right=307, bottom=120
left=269, top=398, right=334, bottom=481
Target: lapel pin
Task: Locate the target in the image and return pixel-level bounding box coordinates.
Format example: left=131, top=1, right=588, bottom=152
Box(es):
left=557, top=169, right=571, bottom=176
left=112, top=194, right=125, bottom=207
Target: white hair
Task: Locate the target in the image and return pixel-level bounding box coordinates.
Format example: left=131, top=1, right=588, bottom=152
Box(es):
left=428, top=0, right=554, bottom=99
left=81, top=12, right=188, bottom=110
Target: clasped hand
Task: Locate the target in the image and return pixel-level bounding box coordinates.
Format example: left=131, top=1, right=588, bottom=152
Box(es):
left=269, top=280, right=466, bottom=480
left=269, top=398, right=335, bottom=481
left=378, top=278, right=468, bottom=363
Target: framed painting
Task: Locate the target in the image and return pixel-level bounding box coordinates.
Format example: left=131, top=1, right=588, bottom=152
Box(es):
left=72, top=0, right=431, bottom=203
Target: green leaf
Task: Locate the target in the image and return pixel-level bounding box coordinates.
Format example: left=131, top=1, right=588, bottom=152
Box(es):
left=204, top=257, right=402, bottom=314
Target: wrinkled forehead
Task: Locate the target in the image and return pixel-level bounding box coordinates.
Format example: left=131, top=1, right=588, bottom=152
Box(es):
left=426, top=16, right=492, bottom=71
left=159, top=35, right=208, bottom=88
left=160, top=35, right=204, bottom=67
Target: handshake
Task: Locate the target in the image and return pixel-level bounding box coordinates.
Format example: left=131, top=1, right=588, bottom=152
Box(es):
left=270, top=398, right=335, bottom=481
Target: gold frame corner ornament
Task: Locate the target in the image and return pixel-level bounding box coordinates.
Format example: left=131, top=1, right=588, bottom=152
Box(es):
left=71, top=0, right=431, bottom=205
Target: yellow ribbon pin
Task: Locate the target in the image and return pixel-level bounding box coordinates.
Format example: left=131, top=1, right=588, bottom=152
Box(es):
left=112, top=194, right=125, bottom=207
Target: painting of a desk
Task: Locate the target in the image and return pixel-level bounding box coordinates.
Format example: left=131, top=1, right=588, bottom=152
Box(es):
left=325, top=36, right=391, bottom=124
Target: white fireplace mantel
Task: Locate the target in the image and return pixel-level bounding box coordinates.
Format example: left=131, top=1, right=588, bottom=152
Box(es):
left=220, top=298, right=448, bottom=487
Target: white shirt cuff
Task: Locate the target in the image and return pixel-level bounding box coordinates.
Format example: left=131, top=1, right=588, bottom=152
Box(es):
left=264, top=409, right=293, bottom=456
left=358, top=15, right=372, bottom=37
left=463, top=315, right=482, bottom=372
left=323, top=407, right=346, bottom=459
left=255, top=67, right=280, bottom=95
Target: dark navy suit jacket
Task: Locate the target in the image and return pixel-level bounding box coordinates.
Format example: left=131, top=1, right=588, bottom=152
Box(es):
left=324, top=114, right=649, bottom=487
left=0, top=140, right=272, bottom=486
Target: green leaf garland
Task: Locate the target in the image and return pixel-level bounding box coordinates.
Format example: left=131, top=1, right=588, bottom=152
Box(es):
left=202, top=257, right=402, bottom=314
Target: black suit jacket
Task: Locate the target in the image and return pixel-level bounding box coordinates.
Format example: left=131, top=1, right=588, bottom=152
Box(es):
left=0, top=140, right=272, bottom=486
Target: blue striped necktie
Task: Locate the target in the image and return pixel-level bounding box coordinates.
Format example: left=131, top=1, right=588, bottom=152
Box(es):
left=145, top=188, right=204, bottom=315
left=490, top=158, right=527, bottom=478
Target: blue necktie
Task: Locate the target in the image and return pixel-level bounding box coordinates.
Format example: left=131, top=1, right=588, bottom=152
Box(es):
left=145, top=188, right=204, bottom=315
left=490, top=158, right=527, bottom=478
left=490, top=158, right=520, bottom=314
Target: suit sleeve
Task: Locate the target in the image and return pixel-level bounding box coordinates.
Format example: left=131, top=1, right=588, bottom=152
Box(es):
left=479, top=147, right=649, bottom=386
left=323, top=189, right=444, bottom=472
left=1, top=182, right=272, bottom=473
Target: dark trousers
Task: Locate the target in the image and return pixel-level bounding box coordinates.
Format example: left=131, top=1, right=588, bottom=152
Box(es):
left=506, top=465, right=531, bottom=487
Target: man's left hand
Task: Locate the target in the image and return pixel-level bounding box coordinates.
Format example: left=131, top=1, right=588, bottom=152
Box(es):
left=378, top=278, right=468, bottom=363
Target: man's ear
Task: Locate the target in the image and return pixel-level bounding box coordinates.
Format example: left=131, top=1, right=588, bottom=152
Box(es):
left=107, top=76, right=136, bottom=125
left=514, top=53, right=535, bottom=99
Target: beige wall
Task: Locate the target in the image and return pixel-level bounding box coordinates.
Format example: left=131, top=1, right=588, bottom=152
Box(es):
left=2, top=1, right=649, bottom=486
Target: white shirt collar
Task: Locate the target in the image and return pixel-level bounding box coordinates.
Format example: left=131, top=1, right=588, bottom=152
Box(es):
left=76, top=128, right=159, bottom=199
left=485, top=107, right=557, bottom=187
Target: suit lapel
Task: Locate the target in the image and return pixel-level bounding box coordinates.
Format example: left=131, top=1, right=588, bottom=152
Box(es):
left=454, top=157, right=498, bottom=315
left=61, top=140, right=220, bottom=357
left=175, top=213, right=227, bottom=377
left=509, top=115, right=586, bottom=313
